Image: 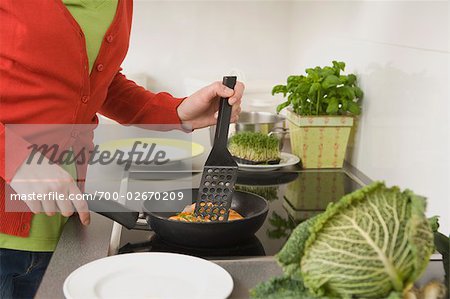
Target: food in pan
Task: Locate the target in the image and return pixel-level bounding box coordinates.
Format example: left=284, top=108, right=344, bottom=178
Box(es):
left=169, top=203, right=244, bottom=222
left=228, top=132, right=281, bottom=165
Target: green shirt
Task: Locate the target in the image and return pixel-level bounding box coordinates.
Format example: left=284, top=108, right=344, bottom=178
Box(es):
left=64, top=0, right=119, bottom=73
left=0, top=0, right=118, bottom=252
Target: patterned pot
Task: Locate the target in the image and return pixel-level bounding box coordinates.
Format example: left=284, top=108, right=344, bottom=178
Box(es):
left=287, top=110, right=353, bottom=168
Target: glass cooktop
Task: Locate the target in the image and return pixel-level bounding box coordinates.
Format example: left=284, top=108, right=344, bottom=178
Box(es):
left=117, top=169, right=363, bottom=260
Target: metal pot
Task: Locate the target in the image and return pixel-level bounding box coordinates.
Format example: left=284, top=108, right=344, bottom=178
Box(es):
left=210, top=111, right=288, bottom=149
left=235, top=111, right=286, bottom=134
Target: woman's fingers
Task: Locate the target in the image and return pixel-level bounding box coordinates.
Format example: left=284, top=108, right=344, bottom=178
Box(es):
left=69, top=184, right=90, bottom=226
left=57, top=201, right=74, bottom=217
left=228, top=81, right=243, bottom=123
left=228, top=81, right=245, bottom=105
left=41, top=198, right=56, bottom=216
left=213, top=99, right=241, bottom=123
left=52, top=179, right=75, bottom=217
left=206, top=81, right=234, bottom=99
left=208, top=80, right=245, bottom=103
left=74, top=208, right=90, bottom=226
left=231, top=106, right=242, bottom=123
left=24, top=199, right=43, bottom=214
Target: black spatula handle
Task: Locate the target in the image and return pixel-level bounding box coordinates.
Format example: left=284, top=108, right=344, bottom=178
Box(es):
left=213, top=76, right=237, bottom=148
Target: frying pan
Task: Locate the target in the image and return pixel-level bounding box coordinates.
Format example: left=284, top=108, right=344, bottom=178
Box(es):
left=88, top=188, right=269, bottom=248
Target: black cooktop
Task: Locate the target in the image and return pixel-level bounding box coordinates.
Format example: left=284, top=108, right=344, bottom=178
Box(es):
left=118, top=170, right=362, bottom=259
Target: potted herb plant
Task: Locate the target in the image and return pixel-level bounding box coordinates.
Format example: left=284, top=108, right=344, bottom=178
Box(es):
left=273, top=61, right=363, bottom=168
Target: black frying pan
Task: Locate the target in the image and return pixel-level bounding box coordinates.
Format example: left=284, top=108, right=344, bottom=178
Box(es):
left=88, top=188, right=269, bottom=248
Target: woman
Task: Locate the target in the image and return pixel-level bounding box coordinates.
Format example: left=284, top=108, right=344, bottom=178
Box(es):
left=0, top=1, right=244, bottom=298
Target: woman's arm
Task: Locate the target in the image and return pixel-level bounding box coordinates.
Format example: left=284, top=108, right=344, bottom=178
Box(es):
left=99, top=71, right=184, bottom=127
left=100, top=71, right=245, bottom=130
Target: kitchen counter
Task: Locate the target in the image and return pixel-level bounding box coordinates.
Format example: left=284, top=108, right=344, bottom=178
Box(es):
left=36, top=136, right=444, bottom=298
left=36, top=168, right=353, bottom=298
left=36, top=214, right=113, bottom=299
left=35, top=210, right=286, bottom=299
left=36, top=210, right=285, bottom=299
left=36, top=210, right=445, bottom=299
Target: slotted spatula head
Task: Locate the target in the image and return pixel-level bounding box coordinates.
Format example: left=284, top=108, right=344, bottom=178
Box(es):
left=195, top=76, right=238, bottom=221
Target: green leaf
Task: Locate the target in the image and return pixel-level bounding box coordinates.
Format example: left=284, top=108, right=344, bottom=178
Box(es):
left=306, top=68, right=320, bottom=81
left=341, top=98, right=349, bottom=111
left=276, top=101, right=290, bottom=113
left=326, top=98, right=339, bottom=114
left=347, top=101, right=361, bottom=115
left=428, top=216, right=440, bottom=232
left=320, top=67, right=335, bottom=78
left=272, top=85, right=287, bottom=96
left=277, top=216, right=319, bottom=279
left=339, top=86, right=356, bottom=99
left=250, top=275, right=320, bottom=299
left=433, top=232, right=449, bottom=288
left=347, top=74, right=357, bottom=85
left=327, top=88, right=337, bottom=98
left=321, top=75, right=341, bottom=89
left=385, top=292, right=403, bottom=299
left=296, top=82, right=311, bottom=96
left=308, top=82, right=321, bottom=97
left=287, top=75, right=302, bottom=85
left=332, top=60, right=346, bottom=71
left=338, top=75, right=348, bottom=84
left=354, top=86, right=364, bottom=99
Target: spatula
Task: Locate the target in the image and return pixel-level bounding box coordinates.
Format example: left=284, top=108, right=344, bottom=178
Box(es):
left=194, top=76, right=238, bottom=221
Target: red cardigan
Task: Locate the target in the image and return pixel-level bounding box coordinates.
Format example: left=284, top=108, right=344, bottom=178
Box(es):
left=0, top=0, right=184, bottom=237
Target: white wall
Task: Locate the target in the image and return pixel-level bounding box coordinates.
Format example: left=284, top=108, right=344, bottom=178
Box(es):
left=122, top=1, right=449, bottom=233
left=122, top=0, right=294, bottom=145
left=123, top=0, right=292, bottom=98
left=288, top=0, right=449, bottom=233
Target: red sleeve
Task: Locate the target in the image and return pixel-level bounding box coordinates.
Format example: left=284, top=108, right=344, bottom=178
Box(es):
left=0, top=123, right=32, bottom=182
left=99, top=71, right=185, bottom=127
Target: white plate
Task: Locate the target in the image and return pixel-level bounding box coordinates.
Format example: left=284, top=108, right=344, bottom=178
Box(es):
left=237, top=152, right=300, bottom=172
left=63, top=253, right=233, bottom=299
left=98, top=138, right=204, bottom=165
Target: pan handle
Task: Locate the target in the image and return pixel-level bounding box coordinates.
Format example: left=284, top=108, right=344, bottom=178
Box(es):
left=86, top=196, right=139, bottom=229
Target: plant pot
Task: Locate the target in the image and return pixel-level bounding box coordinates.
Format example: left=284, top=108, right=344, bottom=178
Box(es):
left=286, top=110, right=353, bottom=168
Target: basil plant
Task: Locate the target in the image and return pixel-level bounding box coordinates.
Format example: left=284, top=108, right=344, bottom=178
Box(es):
left=273, top=61, right=363, bottom=116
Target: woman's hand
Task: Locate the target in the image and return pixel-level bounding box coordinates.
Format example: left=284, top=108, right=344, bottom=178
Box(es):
left=176, top=80, right=245, bottom=130
left=9, top=153, right=90, bottom=225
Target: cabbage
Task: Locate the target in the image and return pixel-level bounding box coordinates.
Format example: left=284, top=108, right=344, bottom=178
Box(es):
left=252, top=182, right=435, bottom=299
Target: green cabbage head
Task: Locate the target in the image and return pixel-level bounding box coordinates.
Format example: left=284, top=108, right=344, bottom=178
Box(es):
left=298, top=182, right=434, bottom=298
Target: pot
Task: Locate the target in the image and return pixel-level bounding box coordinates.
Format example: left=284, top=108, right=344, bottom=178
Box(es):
left=286, top=109, right=354, bottom=168
left=210, top=111, right=288, bottom=149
